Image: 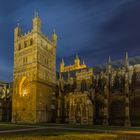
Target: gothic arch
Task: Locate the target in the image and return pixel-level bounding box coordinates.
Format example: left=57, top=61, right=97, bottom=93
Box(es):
left=94, top=95, right=104, bottom=124
left=30, top=38, right=33, bottom=46
left=75, top=103, right=81, bottom=123
left=112, top=74, right=124, bottom=92
left=109, top=99, right=125, bottom=125
left=81, top=80, right=87, bottom=92
left=130, top=96, right=140, bottom=126
left=19, top=76, right=29, bottom=97
left=131, top=72, right=140, bottom=91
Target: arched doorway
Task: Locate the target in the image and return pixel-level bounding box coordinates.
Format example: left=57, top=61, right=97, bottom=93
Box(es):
left=109, top=99, right=125, bottom=126
left=75, top=104, right=81, bottom=124
left=130, top=96, right=140, bottom=126
left=19, top=76, right=30, bottom=97
left=94, top=95, right=104, bottom=125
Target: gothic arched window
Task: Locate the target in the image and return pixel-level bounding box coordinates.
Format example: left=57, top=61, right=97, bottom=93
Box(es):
left=97, top=77, right=106, bottom=93
left=24, top=42, right=27, bottom=48
left=75, top=104, right=81, bottom=123
left=113, top=75, right=124, bottom=92
left=131, top=72, right=140, bottom=90
left=30, top=38, right=33, bottom=45
left=82, top=105, right=86, bottom=117
left=18, top=44, right=21, bottom=50
left=81, top=80, right=87, bottom=92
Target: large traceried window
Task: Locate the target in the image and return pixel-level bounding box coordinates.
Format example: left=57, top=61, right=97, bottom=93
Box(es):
left=81, top=80, right=87, bottom=92
left=112, top=75, right=124, bottom=92
left=132, top=72, right=140, bottom=90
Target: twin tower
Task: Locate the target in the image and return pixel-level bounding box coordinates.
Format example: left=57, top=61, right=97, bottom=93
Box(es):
left=12, top=12, right=58, bottom=123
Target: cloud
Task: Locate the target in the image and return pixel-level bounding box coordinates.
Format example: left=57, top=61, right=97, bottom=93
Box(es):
left=0, top=0, right=140, bottom=81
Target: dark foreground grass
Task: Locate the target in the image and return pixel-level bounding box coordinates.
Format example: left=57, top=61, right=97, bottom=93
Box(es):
left=0, top=122, right=33, bottom=131
left=0, top=128, right=140, bottom=140
left=0, top=129, right=123, bottom=140
left=0, top=133, right=139, bottom=140
left=1, top=122, right=140, bottom=131
left=35, top=123, right=140, bottom=131
left=0, top=124, right=32, bottom=131
left=0, top=123, right=140, bottom=140
left=0, top=134, right=118, bottom=140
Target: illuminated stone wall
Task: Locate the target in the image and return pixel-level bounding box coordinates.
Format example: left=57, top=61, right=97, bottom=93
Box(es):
left=57, top=54, right=140, bottom=126
left=12, top=13, right=57, bottom=123
left=57, top=68, right=95, bottom=125
left=65, top=92, right=94, bottom=125
left=60, top=55, right=87, bottom=73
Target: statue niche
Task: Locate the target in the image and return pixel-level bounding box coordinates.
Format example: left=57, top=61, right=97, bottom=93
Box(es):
left=131, top=72, right=140, bottom=91
left=112, top=75, right=124, bottom=93
left=97, top=77, right=106, bottom=94
left=81, top=80, right=87, bottom=92
left=75, top=104, right=81, bottom=123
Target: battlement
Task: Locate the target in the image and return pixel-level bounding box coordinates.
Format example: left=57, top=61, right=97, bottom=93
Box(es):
left=60, top=55, right=87, bottom=73
left=14, top=12, right=57, bottom=52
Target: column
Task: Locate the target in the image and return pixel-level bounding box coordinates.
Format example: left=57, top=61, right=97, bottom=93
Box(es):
left=124, top=73, right=131, bottom=127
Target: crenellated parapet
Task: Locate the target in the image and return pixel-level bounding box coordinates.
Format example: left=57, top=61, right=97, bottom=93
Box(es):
left=60, top=55, right=87, bottom=73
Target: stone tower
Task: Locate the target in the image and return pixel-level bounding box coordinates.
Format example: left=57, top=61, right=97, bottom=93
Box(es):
left=12, top=12, right=57, bottom=123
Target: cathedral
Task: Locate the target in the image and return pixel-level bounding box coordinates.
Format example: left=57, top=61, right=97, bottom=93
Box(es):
left=1, top=12, right=138, bottom=126
left=57, top=53, right=140, bottom=126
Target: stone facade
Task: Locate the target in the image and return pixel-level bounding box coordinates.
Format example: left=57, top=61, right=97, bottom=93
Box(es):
left=12, top=12, right=57, bottom=123
left=57, top=63, right=95, bottom=125
left=57, top=53, right=140, bottom=126
left=0, top=81, right=12, bottom=121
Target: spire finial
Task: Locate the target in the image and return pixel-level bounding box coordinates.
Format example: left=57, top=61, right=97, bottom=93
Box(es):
left=76, top=53, right=79, bottom=59
left=34, top=10, right=39, bottom=17
left=125, top=51, right=129, bottom=67
left=125, top=52, right=128, bottom=60
left=36, top=11, right=39, bottom=17
left=83, top=60, right=85, bottom=64
left=61, top=58, right=64, bottom=63
left=53, top=28, right=55, bottom=33
left=34, top=10, right=37, bottom=17
left=17, top=19, right=20, bottom=27
left=108, top=56, right=111, bottom=64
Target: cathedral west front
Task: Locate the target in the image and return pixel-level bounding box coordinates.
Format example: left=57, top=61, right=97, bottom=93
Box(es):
left=10, top=12, right=140, bottom=126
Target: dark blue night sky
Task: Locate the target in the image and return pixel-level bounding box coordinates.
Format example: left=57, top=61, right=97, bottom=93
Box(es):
left=0, top=0, right=140, bottom=82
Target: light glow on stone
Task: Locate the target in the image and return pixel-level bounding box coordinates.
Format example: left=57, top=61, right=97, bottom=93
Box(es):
left=22, top=89, right=27, bottom=96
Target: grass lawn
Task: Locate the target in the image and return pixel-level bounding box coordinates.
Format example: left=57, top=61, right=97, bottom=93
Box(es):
left=29, top=123, right=140, bottom=131
left=2, top=122, right=140, bottom=131
left=0, top=123, right=140, bottom=140
left=0, top=130, right=139, bottom=140
left=0, top=134, right=119, bottom=140
left=0, top=127, right=140, bottom=140
left=0, top=122, right=35, bottom=131
left=0, top=129, right=127, bottom=140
